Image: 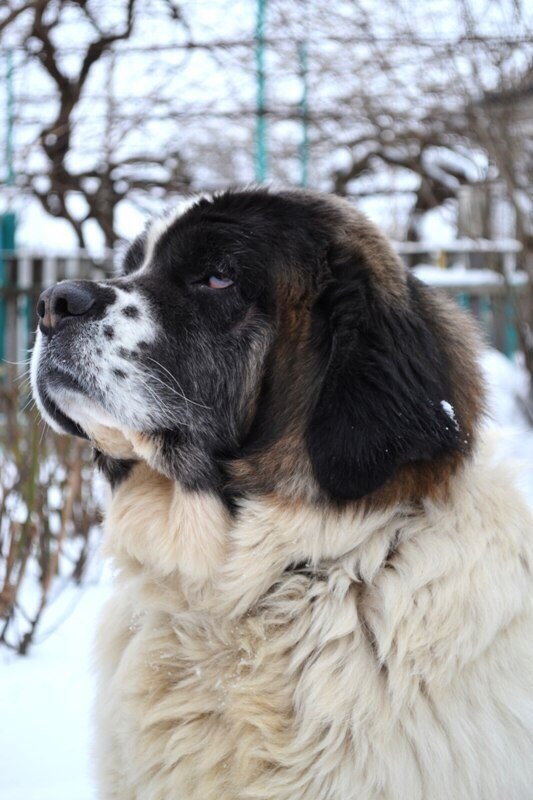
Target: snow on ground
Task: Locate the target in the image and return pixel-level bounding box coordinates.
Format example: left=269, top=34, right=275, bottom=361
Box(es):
left=480, top=349, right=533, bottom=503
left=413, top=265, right=528, bottom=288
left=0, top=581, right=111, bottom=800
left=0, top=349, right=531, bottom=800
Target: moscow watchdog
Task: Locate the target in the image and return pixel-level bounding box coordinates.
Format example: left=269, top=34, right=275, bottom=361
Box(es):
left=31, top=189, right=533, bottom=800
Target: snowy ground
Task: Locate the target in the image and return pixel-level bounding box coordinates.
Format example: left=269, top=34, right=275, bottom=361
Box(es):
left=0, top=581, right=111, bottom=800
left=481, top=349, right=533, bottom=500
left=0, top=349, right=531, bottom=800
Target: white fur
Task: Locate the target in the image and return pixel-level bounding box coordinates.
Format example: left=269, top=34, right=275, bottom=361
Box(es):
left=30, top=284, right=178, bottom=435
left=94, top=439, right=533, bottom=799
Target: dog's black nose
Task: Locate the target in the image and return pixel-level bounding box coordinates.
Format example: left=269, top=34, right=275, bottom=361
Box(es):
left=37, top=282, right=95, bottom=335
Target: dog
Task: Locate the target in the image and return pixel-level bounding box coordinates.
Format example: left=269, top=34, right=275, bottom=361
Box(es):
left=31, top=188, right=533, bottom=799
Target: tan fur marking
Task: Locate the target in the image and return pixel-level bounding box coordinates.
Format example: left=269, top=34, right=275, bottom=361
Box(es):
left=331, top=197, right=410, bottom=304
left=83, top=424, right=137, bottom=460
left=104, top=462, right=230, bottom=583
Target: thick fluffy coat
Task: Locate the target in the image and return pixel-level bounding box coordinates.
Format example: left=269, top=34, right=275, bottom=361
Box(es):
left=94, top=450, right=533, bottom=800
left=30, top=189, right=533, bottom=799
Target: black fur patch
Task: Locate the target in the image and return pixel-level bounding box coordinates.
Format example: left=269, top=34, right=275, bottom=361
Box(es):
left=307, top=267, right=463, bottom=500
left=94, top=450, right=136, bottom=488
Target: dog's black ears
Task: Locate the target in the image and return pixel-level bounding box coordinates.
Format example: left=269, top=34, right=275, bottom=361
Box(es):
left=307, top=253, right=464, bottom=501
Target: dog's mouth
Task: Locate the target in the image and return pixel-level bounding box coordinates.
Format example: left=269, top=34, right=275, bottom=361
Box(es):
left=36, top=357, right=93, bottom=438
left=38, top=376, right=89, bottom=439
left=31, top=333, right=155, bottom=467
left=32, top=335, right=111, bottom=440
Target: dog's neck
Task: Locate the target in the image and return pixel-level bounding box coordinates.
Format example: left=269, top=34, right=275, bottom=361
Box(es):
left=102, top=460, right=411, bottom=615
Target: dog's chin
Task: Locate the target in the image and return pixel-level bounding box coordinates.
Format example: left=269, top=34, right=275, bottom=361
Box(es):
left=51, top=390, right=138, bottom=460
left=33, top=373, right=135, bottom=460
left=32, top=375, right=89, bottom=439
left=30, top=335, right=158, bottom=464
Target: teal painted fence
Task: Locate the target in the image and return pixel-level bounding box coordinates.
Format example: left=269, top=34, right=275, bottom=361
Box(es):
left=0, top=252, right=113, bottom=373
left=395, top=239, right=529, bottom=358
left=0, top=245, right=529, bottom=380
left=0, top=213, right=16, bottom=363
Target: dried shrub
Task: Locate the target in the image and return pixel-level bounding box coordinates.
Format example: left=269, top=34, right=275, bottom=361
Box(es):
left=0, top=364, right=102, bottom=654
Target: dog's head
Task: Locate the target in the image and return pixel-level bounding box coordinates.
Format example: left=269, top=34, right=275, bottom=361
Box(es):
left=31, top=189, right=484, bottom=505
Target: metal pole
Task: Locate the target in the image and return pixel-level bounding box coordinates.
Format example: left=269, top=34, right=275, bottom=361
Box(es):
left=255, top=0, right=267, bottom=182
left=6, top=49, right=14, bottom=187
left=1, top=50, right=17, bottom=367
left=298, top=38, right=309, bottom=187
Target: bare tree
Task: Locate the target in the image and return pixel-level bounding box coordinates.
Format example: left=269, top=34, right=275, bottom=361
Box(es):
left=293, top=0, right=531, bottom=239
left=1, top=0, right=532, bottom=251
left=2, top=0, right=191, bottom=248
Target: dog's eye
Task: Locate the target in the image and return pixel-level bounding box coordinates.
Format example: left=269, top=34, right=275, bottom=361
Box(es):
left=206, top=275, right=234, bottom=289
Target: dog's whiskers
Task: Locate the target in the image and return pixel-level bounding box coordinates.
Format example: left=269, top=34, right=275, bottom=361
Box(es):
left=2, top=357, right=32, bottom=367
left=20, top=394, right=37, bottom=414
left=39, top=418, right=48, bottom=447
left=134, top=372, right=193, bottom=430
left=134, top=375, right=173, bottom=421
left=15, top=370, right=31, bottom=384
left=145, top=356, right=211, bottom=410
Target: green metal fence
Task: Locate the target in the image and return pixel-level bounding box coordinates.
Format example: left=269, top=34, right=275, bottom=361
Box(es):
left=0, top=251, right=113, bottom=371
left=0, top=244, right=529, bottom=380
left=396, top=239, right=530, bottom=358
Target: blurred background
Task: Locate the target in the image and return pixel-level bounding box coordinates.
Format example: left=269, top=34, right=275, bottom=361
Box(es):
left=0, top=1, right=532, bottom=798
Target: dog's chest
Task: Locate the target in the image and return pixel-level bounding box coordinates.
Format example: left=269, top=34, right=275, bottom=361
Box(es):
left=96, top=469, right=533, bottom=800
left=97, top=568, right=387, bottom=799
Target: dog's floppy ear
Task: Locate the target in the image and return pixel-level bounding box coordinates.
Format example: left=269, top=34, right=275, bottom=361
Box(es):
left=307, top=253, right=464, bottom=501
